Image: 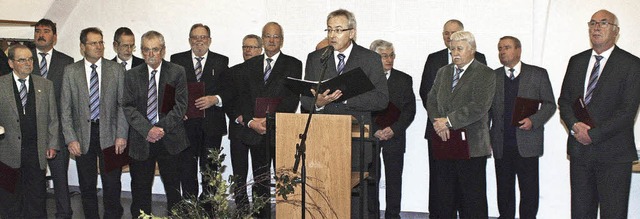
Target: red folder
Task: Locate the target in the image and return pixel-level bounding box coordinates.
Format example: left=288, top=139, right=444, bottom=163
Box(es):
left=428, top=129, right=470, bottom=160
left=572, top=97, right=595, bottom=128
left=375, top=102, right=401, bottom=128
left=102, top=145, right=131, bottom=173
left=186, top=82, right=205, bottom=119
left=161, top=84, right=176, bottom=114
left=254, top=97, right=282, bottom=118
left=512, top=97, right=542, bottom=126
left=0, top=161, right=19, bottom=193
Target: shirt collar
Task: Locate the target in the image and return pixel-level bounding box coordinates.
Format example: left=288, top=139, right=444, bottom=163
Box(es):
left=503, top=61, right=522, bottom=78
left=84, top=58, right=102, bottom=68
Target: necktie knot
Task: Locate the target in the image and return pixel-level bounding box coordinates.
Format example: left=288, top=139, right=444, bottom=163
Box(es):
left=196, top=57, right=203, bottom=62
left=39, top=52, right=47, bottom=58
left=594, top=55, right=603, bottom=62
left=150, top=70, right=157, bottom=77
left=122, top=61, right=127, bottom=67
left=266, top=58, right=273, bottom=64
left=508, top=68, right=515, bottom=80
left=91, top=64, right=97, bottom=70
left=18, top=78, right=26, bottom=84
left=337, top=53, right=345, bottom=60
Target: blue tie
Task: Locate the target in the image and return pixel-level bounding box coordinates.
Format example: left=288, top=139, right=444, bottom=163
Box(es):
left=18, top=78, right=27, bottom=114
left=89, top=64, right=100, bottom=120
left=39, top=53, right=48, bottom=78
left=585, top=55, right=603, bottom=105
left=452, top=67, right=463, bottom=92
left=147, top=70, right=158, bottom=124
left=337, top=54, right=346, bottom=75
left=264, top=58, right=273, bottom=83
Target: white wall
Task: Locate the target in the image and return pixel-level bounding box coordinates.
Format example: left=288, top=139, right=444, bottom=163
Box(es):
left=2, top=0, right=640, bottom=217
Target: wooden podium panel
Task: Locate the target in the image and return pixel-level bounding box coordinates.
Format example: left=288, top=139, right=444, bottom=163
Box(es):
left=276, top=113, right=352, bottom=219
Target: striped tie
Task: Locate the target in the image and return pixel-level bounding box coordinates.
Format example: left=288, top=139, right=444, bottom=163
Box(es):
left=264, top=58, right=273, bottom=83
left=195, top=57, right=203, bottom=82
left=452, top=67, right=463, bottom=92
left=89, top=64, right=100, bottom=120
left=122, top=61, right=127, bottom=70
left=509, top=68, right=515, bottom=80
left=337, top=53, right=346, bottom=75
left=585, top=55, right=603, bottom=105
left=147, top=70, right=158, bottom=124
left=39, top=53, right=48, bottom=78
left=18, top=78, right=27, bottom=114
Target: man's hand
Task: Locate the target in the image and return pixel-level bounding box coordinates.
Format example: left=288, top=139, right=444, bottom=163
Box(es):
left=311, top=89, right=343, bottom=107
left=236, top=115, right=245, bottom=126
left=195, top=95, right=219, bottom=110
left=375, top=127, right=395, bottom=141
left=249, top=117, right=267, bottom=135
left=46, top=148, right=57, bottom=159
left=437, top=128, right=450, bottom=141
left=433, top=117, right=449, bottom=133
left=68, top=141, right=82, bottom=157
left=518, top=118, right=533, bottom=130
left=115, top=138, right=127, bottom=154
left=146, top=126, right=165, bottom=143
left=572, top=122, right=592, bottom=145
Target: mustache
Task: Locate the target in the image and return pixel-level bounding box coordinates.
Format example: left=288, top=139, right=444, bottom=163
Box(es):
left=37, top=37, right=46, bottom=41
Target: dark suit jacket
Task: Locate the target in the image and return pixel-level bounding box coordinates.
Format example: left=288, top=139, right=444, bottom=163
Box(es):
left=489, top=63, right=556, bottom=159
left=111, top=55, right=144, bottom=70
left=225, top=63, right=246, bottom=141
left=60, top=59, right=128, bottom=153
left=0, top=51, right=10, bottom=76
left=419, top=48, right=486, bottom=138
left=300, top=42, right=389, bottom=123
left=238, top=53, right=302, bottom=145
left=170, top=50, right=230, bottom=136
left=426, top=60, right=495, bottom=157
left=558, top=46, right=640, bottom=163
left=0, top=74, right=59, bottom=169
left=31, top=49, right=74, bottom=145
left=123, top=61, right=189, bottom=160
left=373, top=69, right=416, bottom=153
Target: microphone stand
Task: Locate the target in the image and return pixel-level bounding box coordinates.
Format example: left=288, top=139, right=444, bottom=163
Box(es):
left=292, top=50, right=332, bottom=219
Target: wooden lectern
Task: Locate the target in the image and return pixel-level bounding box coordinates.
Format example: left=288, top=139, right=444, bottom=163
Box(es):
left=275, top=113, right=353, bottom=219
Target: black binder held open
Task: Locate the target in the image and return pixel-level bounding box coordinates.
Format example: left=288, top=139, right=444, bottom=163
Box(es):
left=285, top=67, right=375, bottom=102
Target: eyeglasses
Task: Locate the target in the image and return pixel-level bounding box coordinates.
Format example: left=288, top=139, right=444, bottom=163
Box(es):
left=325, top=28, right=353, bottom=35
left=85, top=41, right=104, bottom=47
left=190, top=35, right=210, bottom=41
left=263, top=34, right=281, bottom=39
left=242, top=46, right=261, bottom=49
left=141, top=47, right=164, bottom=54
left=588, top=20, right=618, bottom=28
left=13, top=57, right=34, bottom=64
left=381, top=53, right=395, bottom=59
left=118, top=43, right=136, bottom=50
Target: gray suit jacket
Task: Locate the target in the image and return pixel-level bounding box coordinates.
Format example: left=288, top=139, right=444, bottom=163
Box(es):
left=300, top=42, right=389, bottom=123
left=123, top=61, right=188, bottom=160
left=0, top=74, right=59, bottom=169
left=489, top=63, right=556, bottom=159
left=426, top=59, right=495, bottom=157
left=60, top=58, right=128, bottom=153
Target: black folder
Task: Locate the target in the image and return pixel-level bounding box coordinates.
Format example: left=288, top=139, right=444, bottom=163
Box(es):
left=102, top=145, right=131, bottom=173
left=572, top=97, right=595, bottom=128
left=254, top=97, right=282, bottom=118
left=512, top=97, right=542, bottom=126
left=375, top=102, right=401, bottom=128
left=428, top=129, right=470, bottom=160
left=285, top=67, right=375, bottom=102
left=0, top=161, right=19, bottom=193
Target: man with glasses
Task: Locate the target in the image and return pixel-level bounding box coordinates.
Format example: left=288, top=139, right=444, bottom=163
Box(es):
left=123, top=30, right=188, bottom=218
left=418, top=19, right=486, bottom=218
left=558, top=10, right=640, bottom=218
left=60, top=27, right=128, bottom=219
left=31, top=18, right=74, bottom=219
left=112, top=27, right=144, bottom=71
left=226, top=34, right=262, bottom=211
left=300, top=9, right=389, bottom=218
left=170, top=23, right=230, bottom=202
left=238, top=21, right=302, bottom=218
left=0, top=44, right=59, bottom=219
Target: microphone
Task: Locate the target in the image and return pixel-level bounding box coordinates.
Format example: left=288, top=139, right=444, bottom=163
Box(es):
left=320, top=45, right=334, bottom=63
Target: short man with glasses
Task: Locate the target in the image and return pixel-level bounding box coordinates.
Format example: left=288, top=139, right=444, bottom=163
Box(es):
left=225, top=34, right=263, bottom=211
left=300, top=9, right=389, bottom=218
left=112, top=27, right=144, bottom=71
left=558, top=9, right=640, bottom=219
left=60, top=27, right=128, bottom=219
left=170, top=23, right=230, bottom=202
left=237, top=22, right=302, bottom=218
left=123, top=30, right=188, bottom=218
left=31, top=18, right=75, bottom=219
left=0, top=44, right=59, bottom=219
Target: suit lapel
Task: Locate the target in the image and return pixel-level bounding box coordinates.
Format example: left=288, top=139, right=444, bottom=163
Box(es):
left=76, top=62, right=90, bottom=114
left=203, top=51, right=215, bottom=79
left=2, top=76, right=19, bottom=117
left=33, top=77, right=44, bottom=116
left=590, top=47, right=618, bottom=100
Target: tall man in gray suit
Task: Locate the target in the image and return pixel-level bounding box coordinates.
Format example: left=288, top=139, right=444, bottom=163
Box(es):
left=558, top=10, right=640, bottom=219
left=31, top=18, right=74, bottom=219
left=300, top=9, right=389, bottom=218
left=426, top=31, right=495, bottom=218
left=60, top=27, right=128, bottom=219
left=0, top=44, right=59, bottom=218
left=489, top=36, right=556, bottom=219
left=123, top=30, right=188, bottom=218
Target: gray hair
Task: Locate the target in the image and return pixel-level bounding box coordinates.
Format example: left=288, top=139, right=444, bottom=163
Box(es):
left=141, top=30, right=165, bottom=48
left=243, top=34, right=263, bottom=48
left=369, top=39, right=393, bottom=53
left=450, top=31, right=476, bottom=51
left=327, top=9, right=357, bottom=29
